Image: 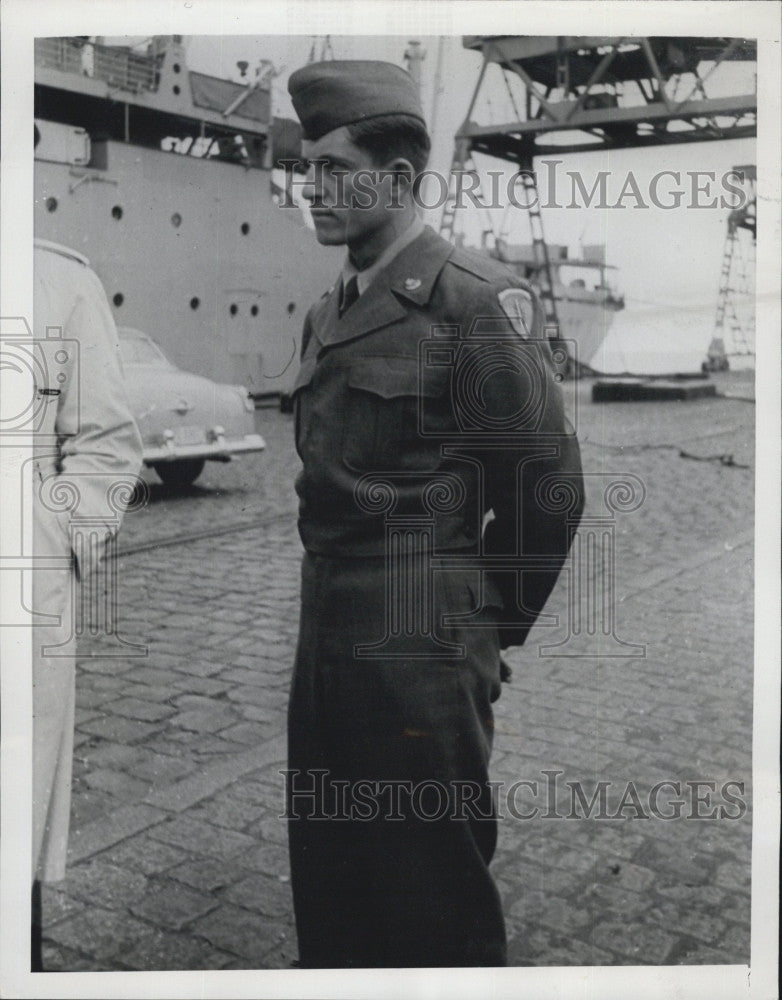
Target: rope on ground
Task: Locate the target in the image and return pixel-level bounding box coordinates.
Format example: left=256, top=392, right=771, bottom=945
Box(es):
left=715, top=392, right=756, bottom=403
left=580, top=439, right=752, bottom=469
left=678, top=450, right=750, bottom=469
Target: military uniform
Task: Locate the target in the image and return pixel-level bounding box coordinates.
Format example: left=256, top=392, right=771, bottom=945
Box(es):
left=32, top=239, right=142, bottom=884
left=287, top=222, right=584, bottom=967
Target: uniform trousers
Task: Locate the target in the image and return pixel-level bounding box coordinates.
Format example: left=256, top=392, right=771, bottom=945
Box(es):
left=32, top=511, right=78, bottom=883
left=287, top=550, right=507, bottom=968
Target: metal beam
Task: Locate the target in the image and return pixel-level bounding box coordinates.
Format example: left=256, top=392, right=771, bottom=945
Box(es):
left=459, top=94, right=757, bottom=140
left=639, top=37, right=674, bottom=112
left=470, top=122, right=757, bottom=160
left=488, top=39, right=564, bottom=124
left=563, top=41, right=624, bottom=122
left=675, top=37, right=744, bottom=107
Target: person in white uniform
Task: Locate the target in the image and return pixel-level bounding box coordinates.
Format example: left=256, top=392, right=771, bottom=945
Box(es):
left=31, top=232, right=142, bottom=969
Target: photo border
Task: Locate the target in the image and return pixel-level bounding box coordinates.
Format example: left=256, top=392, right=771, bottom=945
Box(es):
left=1, top=2, right=779, bottom=998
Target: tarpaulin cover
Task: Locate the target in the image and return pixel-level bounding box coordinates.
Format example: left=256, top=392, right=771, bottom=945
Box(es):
left=189, top=71, right=271, bottom=125
left=272, top=117, right=304, bottom=167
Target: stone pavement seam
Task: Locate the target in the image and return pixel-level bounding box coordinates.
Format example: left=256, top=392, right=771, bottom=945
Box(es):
left=68, top=738, right=286, bottom=864
left=144, top=736, right=286, bottom=813
left=618, top=528, right=753, bottom=601
left=68, top=804, right=169, bottom=866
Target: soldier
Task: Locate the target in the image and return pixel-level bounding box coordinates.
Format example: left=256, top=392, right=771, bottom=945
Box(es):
left=285, top=60, right=584, bottom=968
left=31, top=229, right=143, bottom=969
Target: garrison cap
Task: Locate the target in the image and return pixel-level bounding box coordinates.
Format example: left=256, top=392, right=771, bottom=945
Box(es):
left=288, top=60, right=426, bottom=141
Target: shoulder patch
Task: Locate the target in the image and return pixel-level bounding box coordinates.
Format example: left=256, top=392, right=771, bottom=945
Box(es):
left=34, top=238, right=89, bottom=267
left=498, top=287, right=534, bottom=339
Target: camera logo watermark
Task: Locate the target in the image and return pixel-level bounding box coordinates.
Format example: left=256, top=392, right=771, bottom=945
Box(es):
left=347, top=314, right=642, bottom=658
left=1, top=315, right=147, bottom=653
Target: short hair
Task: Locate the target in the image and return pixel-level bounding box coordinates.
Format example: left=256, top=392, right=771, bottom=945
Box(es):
left=346, top=114, right=431, bottom=175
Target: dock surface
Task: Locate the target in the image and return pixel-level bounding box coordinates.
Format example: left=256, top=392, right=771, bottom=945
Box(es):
left=38, top=370, right=755, bottom=971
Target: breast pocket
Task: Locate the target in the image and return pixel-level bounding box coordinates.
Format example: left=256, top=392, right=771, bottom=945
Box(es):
left=342, top=357, right=449, bottom=473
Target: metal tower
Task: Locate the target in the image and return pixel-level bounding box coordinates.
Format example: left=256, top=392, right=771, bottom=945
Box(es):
left=709, top=164, right=756, bottom=369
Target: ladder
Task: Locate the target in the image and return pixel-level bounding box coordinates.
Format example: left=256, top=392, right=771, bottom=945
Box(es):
left=714, top=205, right=756, bottom=358
left=439, top=143, right=495, bottom=248
left=507, top=167, right=559, bottom=330
left=439, top=144, right=564, bottom=363
left=713, top=225, right=735, bottom=338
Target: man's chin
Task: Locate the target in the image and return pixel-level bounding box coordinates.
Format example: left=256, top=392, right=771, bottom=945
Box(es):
left=312, top=229, right=347, bottom=246
left=310, top=216, right=347, bottom=245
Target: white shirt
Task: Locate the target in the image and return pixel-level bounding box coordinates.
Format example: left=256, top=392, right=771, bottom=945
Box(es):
left=340, top=216, right=425, bottom=306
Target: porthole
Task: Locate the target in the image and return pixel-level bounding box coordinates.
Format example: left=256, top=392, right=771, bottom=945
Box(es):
left=173, top=85, right=181, bottom=96
left=287, top=301, right=296, bottom=315
left=111, top=205, right=123, bottom=220
left=240, top=222, right=250, bottom=235
left=171, top=212, right=182, bottom=228
left=230, top=304, right=238, bottom=316
left=113, top=293, right=124, bottom=307
left=190, top=297, right=200, bottom=310
left=46, top=197, right=58, bottom=213
left=250, top=304, right=259, bottom=317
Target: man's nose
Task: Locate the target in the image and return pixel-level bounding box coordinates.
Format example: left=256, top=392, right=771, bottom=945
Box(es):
left=302, top=160, right=325, bottom=203
left=302, top=166, right=316, bottom=203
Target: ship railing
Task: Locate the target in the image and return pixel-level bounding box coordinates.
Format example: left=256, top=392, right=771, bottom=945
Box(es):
left=35, top=38, right=159, bottom=94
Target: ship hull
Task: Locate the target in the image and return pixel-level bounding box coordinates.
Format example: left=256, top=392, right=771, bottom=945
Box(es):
left=553, top=295, right=621, bottom=370
left=35, top=140, right=342, bottom=397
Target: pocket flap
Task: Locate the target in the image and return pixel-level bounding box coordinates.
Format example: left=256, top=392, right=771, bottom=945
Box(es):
left=469, top=574, right=506, bottom=611
left=292, top=356, right=317, bottom=394
left=347, top=357, right=448, bottom=400
left=484, top=575, right=506, bottom=611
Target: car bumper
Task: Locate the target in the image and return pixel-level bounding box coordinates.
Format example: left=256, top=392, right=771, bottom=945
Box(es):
left=143, top=433, right=266, bottom=465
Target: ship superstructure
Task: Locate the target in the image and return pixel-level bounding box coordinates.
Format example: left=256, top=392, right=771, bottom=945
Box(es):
left=492, top=240, right=624, bottom=369
left=34, top=35, right=341, bottom=399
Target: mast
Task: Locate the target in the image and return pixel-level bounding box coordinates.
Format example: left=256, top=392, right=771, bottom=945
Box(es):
left=429, top=36, right=445, bottom=131
left=403, top=39, right=425, bottom=95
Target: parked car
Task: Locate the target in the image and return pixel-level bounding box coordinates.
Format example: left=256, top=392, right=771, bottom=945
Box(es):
left=118, top=327, right=265, bottom=485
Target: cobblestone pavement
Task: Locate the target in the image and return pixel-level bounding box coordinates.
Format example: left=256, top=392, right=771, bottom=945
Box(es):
left=40, top=370, right=755, bottom=971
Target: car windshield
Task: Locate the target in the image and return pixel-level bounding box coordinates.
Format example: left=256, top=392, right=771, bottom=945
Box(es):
left=118, top=329, right=171, bottom=366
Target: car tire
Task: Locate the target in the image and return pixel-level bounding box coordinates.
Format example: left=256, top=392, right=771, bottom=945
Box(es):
left=153, top=459, right=206, bottom=486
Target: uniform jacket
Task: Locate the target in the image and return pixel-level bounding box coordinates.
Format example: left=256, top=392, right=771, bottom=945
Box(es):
left=32, top=239, right=142, bottom=881
left=33, top=240, right=143, bottom=573
left=292, top=224, right=584, bottom=648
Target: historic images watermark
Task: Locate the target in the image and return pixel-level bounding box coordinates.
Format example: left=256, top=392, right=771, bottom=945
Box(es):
left=277, top=160, right=752, bottom=213
left=281, top=769, right=748, bottom=822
